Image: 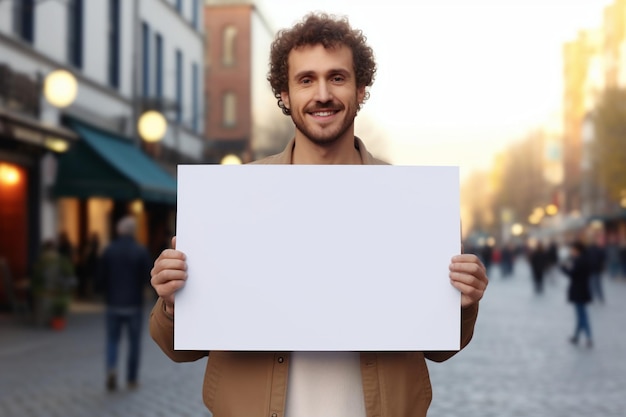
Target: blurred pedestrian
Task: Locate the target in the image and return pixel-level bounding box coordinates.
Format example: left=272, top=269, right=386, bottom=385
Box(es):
left=529, top=241, right=548, bottom=294
left=98, top=216, right=152, bottom=392
left=148, top=12, right=488, bottom=417
left=586, top=237, right=606, bottom=303
left=31, top=240, right=76, bottom=328
left=560, top=241, right=593, bottom=348
left=57, top=231, right=76, bottom=267
left=605, top=235, right=621, bottom=279
left=500, top=242, right=515, bottom=278
left=480, top=244, right=494, bottom=276
left=77, top=232, right=101, bottom=300
left=544, top=240, right=559, bottom=285
left=619, top=239, right=626, bottom=279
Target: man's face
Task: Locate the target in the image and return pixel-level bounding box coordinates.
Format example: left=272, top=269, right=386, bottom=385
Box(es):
left=280, top=44, right=365, bottom=146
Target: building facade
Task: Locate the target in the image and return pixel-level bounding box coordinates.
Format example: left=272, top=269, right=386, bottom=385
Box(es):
left=0, top=0, right=205, bottom=307
left=203, top=0, right=292, bottom=164
left=561, top=0, right=626, bottom=240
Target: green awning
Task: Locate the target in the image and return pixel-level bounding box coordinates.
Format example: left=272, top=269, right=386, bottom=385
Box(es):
left=53, top=121, right=177, bottom=204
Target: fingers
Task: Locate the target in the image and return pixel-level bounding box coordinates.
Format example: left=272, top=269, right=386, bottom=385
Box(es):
left=449, top=254, right=488, bottom=307
left=172, top=236, right=177, bottom=249
left=150, top=247, right=187, bottom=306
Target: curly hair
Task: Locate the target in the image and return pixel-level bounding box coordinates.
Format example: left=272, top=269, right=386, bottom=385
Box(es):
left=267, top=13, right=377, bottom=115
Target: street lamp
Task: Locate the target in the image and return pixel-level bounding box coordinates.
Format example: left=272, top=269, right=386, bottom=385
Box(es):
left=220, top=154, right=242, bottom=165
left=43, top=69, right=78, bottom=108
left=137, top=110, right=167, bottom=142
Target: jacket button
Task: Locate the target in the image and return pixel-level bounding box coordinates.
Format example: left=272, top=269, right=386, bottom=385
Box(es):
left=277, top=357, right=284, bottom=363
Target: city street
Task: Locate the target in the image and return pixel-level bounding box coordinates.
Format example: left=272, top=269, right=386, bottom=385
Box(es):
left=1, top=259, right=625, bottom=417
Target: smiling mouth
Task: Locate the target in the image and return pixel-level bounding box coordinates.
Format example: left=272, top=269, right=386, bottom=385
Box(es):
left=308, top=109, right=340, bottom=117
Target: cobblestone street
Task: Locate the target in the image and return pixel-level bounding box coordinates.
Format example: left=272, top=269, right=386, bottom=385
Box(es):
left=1, top=259, right=625, bottom=417
left=428, top=261, right=626, bottom=417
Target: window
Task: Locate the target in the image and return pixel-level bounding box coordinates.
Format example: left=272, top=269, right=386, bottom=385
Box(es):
left=108, top=0, right=121, bottom=89
left=13, top=0, right=35, bottom=43
left=142, top=22, right=150, bottom=96
left=223, top=92, right=236, bottom=128
left=176, top=49, right=183, bottom=123
left=192, top=0, right=199, bottom=29
left=222, top=25, right=237, bottom=67
left=67, top=0, right=83, bottom=68
left=155, top=33, right=163, bottom=98
left=192, top=62, right=199, bottom=132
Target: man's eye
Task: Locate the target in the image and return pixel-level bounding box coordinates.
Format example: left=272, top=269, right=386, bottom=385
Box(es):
left=332, top=76, right=345, bottom=82
left=300, top=78, right=312, bottom=84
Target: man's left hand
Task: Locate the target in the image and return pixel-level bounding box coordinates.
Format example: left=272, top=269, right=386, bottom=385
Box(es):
left=449, top=254, right=488, bottom=308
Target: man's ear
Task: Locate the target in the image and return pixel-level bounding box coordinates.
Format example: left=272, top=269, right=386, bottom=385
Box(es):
left=280, top=91, right=290, bottom=110
left=357, top=86, right=366, bottom=105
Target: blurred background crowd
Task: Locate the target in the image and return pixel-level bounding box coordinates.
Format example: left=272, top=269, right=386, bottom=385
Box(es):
left=1, top=0, right=625, bottom=329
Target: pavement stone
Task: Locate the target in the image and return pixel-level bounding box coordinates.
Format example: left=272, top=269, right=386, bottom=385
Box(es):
left=1, top=259, right=625, bottom=417
left=427, top=260, right=626, bottom=417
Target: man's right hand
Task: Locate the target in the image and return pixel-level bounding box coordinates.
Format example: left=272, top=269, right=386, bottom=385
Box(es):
left=150, top=236, right=187, bottom=316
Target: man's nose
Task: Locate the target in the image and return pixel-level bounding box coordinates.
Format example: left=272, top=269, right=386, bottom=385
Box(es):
left=314, top=80, right=332, bottom=102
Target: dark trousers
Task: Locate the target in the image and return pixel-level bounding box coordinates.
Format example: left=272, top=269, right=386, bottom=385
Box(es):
left=106, top=308, right=143, bottom=383
left=573, top=302, right=592, bottom=341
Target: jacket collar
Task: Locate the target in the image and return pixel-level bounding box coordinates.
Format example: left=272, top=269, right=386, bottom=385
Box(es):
left=274, top=136, right=378, bottom=165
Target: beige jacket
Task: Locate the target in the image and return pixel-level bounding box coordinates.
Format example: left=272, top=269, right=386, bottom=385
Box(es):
left=150, top=137, right=479, bottom=417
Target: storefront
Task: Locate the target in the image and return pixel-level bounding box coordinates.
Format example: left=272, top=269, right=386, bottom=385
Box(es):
left=0, top=108, right=77, bottom=307
left=53, top=118, right=177, bottom=265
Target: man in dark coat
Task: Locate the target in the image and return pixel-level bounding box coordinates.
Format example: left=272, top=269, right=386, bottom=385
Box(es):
left=98, top=215, right=152, bottom=391
left=529, top=242, right=548, bottom=294
left=561, top=241, right=593, bottom=347
left=586, top=239, right=606, bottom=303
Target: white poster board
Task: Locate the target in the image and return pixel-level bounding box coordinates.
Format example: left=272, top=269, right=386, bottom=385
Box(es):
left=174, top=165, right=461, bottom=351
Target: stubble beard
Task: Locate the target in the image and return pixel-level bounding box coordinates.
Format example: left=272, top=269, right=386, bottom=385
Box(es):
left=291, top=101, right=359, bottom=147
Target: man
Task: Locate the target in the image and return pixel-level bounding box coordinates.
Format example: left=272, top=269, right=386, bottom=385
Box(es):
left=150, top=13, right=488, bottom=417
left=99, top=215, right=152, bottom=391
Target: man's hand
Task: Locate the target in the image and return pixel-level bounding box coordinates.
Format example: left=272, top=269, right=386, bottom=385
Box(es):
left=150, top=236, right=187, bottom=316
left=449, top=254, right=488, bottom=308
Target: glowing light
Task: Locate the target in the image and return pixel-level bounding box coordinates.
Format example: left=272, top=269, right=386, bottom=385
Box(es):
left=0, top=163, right=21, bottom=186
left=130, top=200, right=144, bottom=214
left=44, top=137, right=69, bottom=153
left=590, top=220, right=603, bottom=229
left=511, top=223, right=524, bottom=236
left=220, top=154, right=242, bottom=165
left=44, top=69, right=78, bottom=108
left=545, top=204, right=558, bottom=216
left=137, top=111, right=167, bottom=142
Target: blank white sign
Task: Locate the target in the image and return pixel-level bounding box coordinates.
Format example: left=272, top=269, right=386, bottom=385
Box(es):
left=174, top=165, right=461, bottom=351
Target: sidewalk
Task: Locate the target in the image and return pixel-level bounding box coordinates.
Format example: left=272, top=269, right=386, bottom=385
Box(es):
left=1, top=260, right=625, bottom=416
left=0, top=302, right=210, bottom=417
left=428, top=260, right=626, bottom=417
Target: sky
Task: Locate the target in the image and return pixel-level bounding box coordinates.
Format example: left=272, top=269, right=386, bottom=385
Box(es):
left=255, top=0, right=612, bottom=179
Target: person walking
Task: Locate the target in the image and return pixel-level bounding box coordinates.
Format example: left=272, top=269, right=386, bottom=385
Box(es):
left=77, top=232, right=101, bottom=300
left=561, top=241, right=593, bottom=348
left=98, top=215, right=152, bottom=391
left=149, top=12, right=488, bottom=417
left=586, top=237, right=606, bottom=303
left=529, top=241, right=548, bottom=294
left=500, top=242, right=515, bottom=278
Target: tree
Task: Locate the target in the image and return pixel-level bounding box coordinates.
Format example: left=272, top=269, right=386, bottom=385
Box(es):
left=492, top=130, right=549, bottom=225
left=590, top=88, right=626, bottom=201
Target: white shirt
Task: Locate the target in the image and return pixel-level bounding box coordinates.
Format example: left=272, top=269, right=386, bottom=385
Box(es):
left=285, top=351, right=366, bottom=417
